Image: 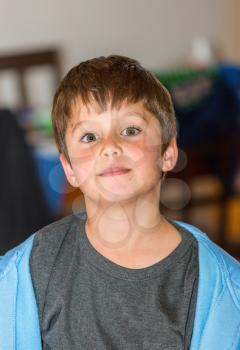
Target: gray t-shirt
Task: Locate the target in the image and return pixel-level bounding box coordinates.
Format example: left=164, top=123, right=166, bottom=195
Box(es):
left=30, top=213, right=199, bottom=350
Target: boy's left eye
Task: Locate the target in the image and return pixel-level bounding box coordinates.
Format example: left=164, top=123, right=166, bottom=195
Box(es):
left=121, top=126, right=142, bottom=136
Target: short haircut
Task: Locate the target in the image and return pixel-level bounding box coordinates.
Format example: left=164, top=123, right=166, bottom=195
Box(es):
left=52, top=55, right=177, bottom=163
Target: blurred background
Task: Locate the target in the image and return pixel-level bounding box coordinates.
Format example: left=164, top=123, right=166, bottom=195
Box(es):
left=0, top=0, right=239, bottom=258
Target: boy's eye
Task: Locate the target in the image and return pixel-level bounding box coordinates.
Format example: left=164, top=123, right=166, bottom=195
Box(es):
left=80, top=126, right=141, bottom=143
left=80, top=133, right=98, bottom=143
left=121, top=126, right=142, bottom=137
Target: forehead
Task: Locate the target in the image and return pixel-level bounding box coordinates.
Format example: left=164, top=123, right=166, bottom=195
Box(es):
left=68, top=98, right=159, bottom=129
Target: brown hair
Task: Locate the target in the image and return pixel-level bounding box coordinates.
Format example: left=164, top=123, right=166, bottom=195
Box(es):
left=52, top=55, right=177, bottom=163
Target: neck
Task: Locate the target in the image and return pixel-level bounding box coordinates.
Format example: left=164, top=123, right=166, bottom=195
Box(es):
left=83, top=184, right=169, bottom=252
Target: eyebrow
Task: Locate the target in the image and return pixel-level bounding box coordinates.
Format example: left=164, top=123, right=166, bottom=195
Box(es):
left=71, top=111, right=147, bottom=135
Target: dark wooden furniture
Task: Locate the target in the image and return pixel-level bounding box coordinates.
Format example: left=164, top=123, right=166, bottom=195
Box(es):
left=0, top=48, right=61, bottom=108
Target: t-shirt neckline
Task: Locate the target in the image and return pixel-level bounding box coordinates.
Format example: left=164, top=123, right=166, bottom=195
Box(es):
left=78, top=218, right=196, bottom=280
left=77, top=215, right=197, bottom=281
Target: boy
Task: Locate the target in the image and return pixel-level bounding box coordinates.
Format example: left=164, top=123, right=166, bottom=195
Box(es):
left=0, top=55, right=240, bottom=350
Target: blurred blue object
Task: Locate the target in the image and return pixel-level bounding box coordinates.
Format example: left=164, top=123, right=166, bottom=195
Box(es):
left=174, top=65, right=240, bottom=148
left=170, top=64, right=240, bottom=192
left=32, top=148, right=67, bottom=216
left=219, top=63, right=240, bottom=128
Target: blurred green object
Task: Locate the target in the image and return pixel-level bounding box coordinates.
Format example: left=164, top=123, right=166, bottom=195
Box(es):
left=31, top=109, right=53, bottom=135
left=153, top=66, right=218, bottom=111
left=154, top=66, right=218, bottom=90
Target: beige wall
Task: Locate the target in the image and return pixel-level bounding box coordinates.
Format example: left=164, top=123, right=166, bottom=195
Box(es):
left=0, top=0, right=230, bottom=108
left=220, top=0, right=240, bottom=62
left=0, top=0, right=223, bottom=71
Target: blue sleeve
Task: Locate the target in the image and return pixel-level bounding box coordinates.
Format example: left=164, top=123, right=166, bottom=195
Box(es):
left=0, top=234, right=42, bottom=350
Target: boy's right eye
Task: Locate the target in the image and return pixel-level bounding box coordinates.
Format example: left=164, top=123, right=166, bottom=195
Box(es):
left=80, top=133, right=98, bottom=143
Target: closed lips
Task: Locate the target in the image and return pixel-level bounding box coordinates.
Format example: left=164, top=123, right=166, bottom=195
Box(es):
left=99, top=167, right=130, bottom=176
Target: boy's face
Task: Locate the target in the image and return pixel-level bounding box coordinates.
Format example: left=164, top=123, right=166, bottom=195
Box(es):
left=60, top=100, right=177, bottom=205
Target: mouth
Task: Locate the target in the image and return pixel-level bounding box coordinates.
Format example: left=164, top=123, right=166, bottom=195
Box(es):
left=99, top=168, right=131, bottom=177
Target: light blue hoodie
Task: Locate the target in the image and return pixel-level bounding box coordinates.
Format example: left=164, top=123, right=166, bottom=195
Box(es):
left=0, top=221, right=240, bottom=350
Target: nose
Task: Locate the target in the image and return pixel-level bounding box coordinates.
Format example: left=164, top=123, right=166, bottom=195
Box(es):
left=101, top=136, right=122, bottom=158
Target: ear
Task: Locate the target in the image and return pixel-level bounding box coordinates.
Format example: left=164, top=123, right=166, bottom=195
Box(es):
left=161, top=137, right=178, bottom=172
left=59, top=153, right=79, bottom=188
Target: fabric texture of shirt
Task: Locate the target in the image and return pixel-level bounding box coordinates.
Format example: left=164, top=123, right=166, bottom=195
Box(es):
left=1, top=215, right=240, bottom=350
left=30, top=213, right=199, bottom=350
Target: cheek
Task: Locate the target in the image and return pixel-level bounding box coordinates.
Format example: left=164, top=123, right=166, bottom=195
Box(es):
left=69, top=147, right=93, bottom=163
left=129, top=145, right=145, bottom=169
left=70, top=149, right=97, bottom=188
left=129, top=139, right=161, bottom=171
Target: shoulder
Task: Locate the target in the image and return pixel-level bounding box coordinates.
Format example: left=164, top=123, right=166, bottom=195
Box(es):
left=0, top=234, right=35, bottom=279
left=0, top=212, right=87, bottom=278
left=30, top=212, right=87, bottom=273
left=30, top=212, right=86, bottom=267
left=32, top=212, right=86, bottom=247
left=175, top=220, right=240, bottom=286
